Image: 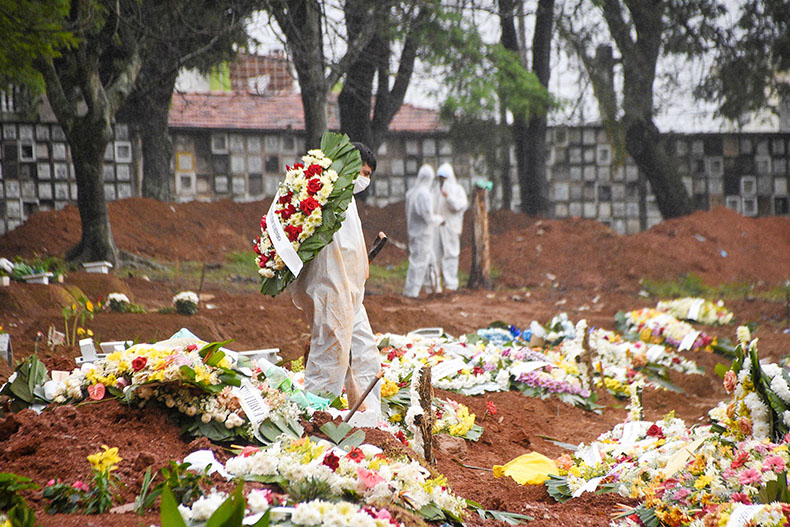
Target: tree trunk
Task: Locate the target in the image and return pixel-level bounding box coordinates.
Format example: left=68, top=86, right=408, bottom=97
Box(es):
left=499, top=0, right=535, bottom=216
left=522, top=0, right=554, bottom=216
left=498, top=95, right=513, bottom=210
left=468, top=187, right=492, bottom=290
left=66, top=123, right=119, bottom=265
left=624, top=117, right=692, bottom=218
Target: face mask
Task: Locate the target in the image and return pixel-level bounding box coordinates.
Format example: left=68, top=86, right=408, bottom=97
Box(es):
left=353, top=176, right=370, bottom=194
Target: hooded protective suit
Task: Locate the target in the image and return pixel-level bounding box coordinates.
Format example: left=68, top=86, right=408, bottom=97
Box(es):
left=433, top=163, right=468, bottom=291
left=404, top=164, right=443, bottom=297
left=290, top=181, right=381, bottom=415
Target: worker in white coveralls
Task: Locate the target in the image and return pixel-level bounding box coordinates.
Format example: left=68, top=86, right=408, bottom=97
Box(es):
left=432, top=162, right=468, bottom=292
left=404, top=164, right=444, bottom=298
left=290, top=143, right=381, bottom=416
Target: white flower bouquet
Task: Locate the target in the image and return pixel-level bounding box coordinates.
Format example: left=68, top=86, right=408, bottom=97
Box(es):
left=173, top=291, right=199, bottom=315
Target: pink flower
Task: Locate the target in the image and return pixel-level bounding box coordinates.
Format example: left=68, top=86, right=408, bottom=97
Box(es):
left=72, top=480, right=90, bottom=492
left=47, top=479, right=56, bottom=486
left=241, top=446, right=259, bottom=458
left=374, top=508, right=392, bottom=520
left=738, top=468, right=762, bottom=486
left=723, top=370, right=737, bottom=393
left=672, top=488, right=691, bottom=501
left=762, top=454, right=786, bottom=473
left=731, top=492, right=752, bottom=504
left=357, top=466, right=385, bottom=488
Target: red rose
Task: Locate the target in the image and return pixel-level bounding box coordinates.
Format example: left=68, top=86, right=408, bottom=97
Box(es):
left=258, top=253, right=269, bottom=267
left=284, top=224, right=302, bottom=242
left=259, top=216, right=267, bottom=230
left=472, top=365, right=484, bottom=376
left=299, top=196, right=320, bottom=215
left=646, top=424, right=664, bottom=438
left=277, top=203, right=297, bottom=220
left=305, top=163, right=323, bottom=177
left=293, top=162, right=304, bottom=170
left=322, top=451, right=340, bottom=471
left=278, top=192, right=293, bottom=205
left=253, top=236, right=262, bottom=255
left=306, top=178, right=323, bottom=195
left=186, top=344, right=198, bottom=352
left=132, top=356, right=147, bottom=371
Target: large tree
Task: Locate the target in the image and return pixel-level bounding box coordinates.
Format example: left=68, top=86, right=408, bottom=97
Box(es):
left=118, top=0, right=256, bottom=201
left=337, top=1, right=433, bottom=152
left=500, top=0, right=555, bottom=216
left=427, top=3, right=552, bottom=212
left=263, top=0, right=382, bottom=148
left=559, top=0, right=725, bottom=220
left=37, top=0, right=147, bottom=265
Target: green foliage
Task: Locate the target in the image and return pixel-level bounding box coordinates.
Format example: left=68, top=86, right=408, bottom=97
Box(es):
left=0, top=354, right=50, bottom=412
left=640, top=274, right=754, bottom=300
left=467, top=499, right=533, bottom=525
left=286, top=477, right=335, bottom=503
left=316, top=421, right=365, bottom=450
left=43, top=480, right=86, bottom=514
left=0, top=0, right=76, bottom=92
left=159, top=485, right=188, bottom=527
left=137, top=461, right=209, bottom=513
left=0, top=473, right=38, bottom=525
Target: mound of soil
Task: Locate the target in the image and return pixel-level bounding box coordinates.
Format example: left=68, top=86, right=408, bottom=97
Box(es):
left=1, top=199, right=789, bottom=526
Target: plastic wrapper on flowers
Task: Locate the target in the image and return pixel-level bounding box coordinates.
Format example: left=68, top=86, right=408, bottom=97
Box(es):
left=222, top=435, right=467, bottom=524
left=615, top=307, right=734, bottom=355
left=656, top=297, right=733, bottom=326
left=254, top=132, right=361, bottom=296
left=19, top=338, right=323, bottom=445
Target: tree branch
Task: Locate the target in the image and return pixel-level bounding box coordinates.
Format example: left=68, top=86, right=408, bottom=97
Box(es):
left=601, top=0, right=634, bottom=53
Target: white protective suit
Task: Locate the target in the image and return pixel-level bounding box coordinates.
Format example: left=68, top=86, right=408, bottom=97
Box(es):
left=290, top=183, right=381, bottom=415
left=433, top=163, right=468, bottom=291
left=404, top=164, right=443, bottom=297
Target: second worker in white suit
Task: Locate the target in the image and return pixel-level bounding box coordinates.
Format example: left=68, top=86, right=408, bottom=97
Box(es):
left=404, top=164, right=443, bottom=298
left=433, top=162, right=468, bottom=291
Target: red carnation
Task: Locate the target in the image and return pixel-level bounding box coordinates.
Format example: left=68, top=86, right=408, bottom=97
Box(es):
left=472, top=365, right=484, bottom=376
left=253, top=236, right=261, bottom=255
left=299, top=196, right=320, bottom=215
left=305, top=163, right=323, bottom=177
left=132, top=356, right=147, bottom=372
left=278, top=192, right=293, bottom=205
left=293, top=162, right=304, bottom=170
left=259, top=216, right=267, bottom=230
left=258, top=254, right=269, bottom=267
left=187, top=344, right=198, bottom=352
left=284, top=224, right=302, bottom=241
left=306, top=178, right=323, bottom=195
left=322, top=451, right=340, bottom=471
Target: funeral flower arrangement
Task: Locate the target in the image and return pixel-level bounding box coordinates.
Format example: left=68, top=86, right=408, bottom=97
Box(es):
left=254, top=133, right=361, bottom=296
left=36, top=340, right=311, bottom=444
left=545, top=328, right=790, bottom=527
left=615, top=307, right=722, bottom=353
left=222, top=433, right=467, bottom=523
left=656, top=297, right=733, bottom=325
left=172, top=291, right=199, bottom=315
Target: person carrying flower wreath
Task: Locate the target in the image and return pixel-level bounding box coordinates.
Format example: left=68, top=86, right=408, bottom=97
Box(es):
left=289, top=142, right=382, bottom=418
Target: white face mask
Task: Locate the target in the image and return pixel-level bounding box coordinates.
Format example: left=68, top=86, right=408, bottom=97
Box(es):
left=353, top=176, right=370, bottom=194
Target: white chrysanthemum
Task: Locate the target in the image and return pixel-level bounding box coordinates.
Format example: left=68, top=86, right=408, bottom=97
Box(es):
left=172, top=291, right=199, bottom=305
left=737, top=326, right=751, bottom=345
left=292, top=500, right=325, bottom=525
left=187, top=492, right=227, bottom=521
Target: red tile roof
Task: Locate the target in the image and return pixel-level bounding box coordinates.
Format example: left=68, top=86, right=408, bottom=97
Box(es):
left=168, top=91, right=446, bottom=134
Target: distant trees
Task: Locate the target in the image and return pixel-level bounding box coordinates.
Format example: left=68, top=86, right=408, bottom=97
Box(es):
left=559, top=0, right=726, bottom=220
left=118, top=0, right=257, bottom=201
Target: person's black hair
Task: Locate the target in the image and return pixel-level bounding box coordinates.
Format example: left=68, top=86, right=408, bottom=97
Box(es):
left=352, top=141, right=377, bottom=172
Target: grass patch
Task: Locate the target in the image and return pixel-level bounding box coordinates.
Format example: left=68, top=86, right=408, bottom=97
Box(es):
left=640, top=273, right=787, bottom=301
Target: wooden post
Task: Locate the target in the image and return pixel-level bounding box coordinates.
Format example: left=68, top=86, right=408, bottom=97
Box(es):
left=581, top=327, right=597, bottom=399
left=417, top=365, right=434, bottom=464
left=468, top=186, right=493, bottom=289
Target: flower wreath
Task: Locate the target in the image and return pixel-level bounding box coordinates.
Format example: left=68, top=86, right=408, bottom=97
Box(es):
left=253, top=132, right=361, bottom=296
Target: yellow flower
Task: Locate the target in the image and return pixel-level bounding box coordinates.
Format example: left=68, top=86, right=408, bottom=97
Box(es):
left=389, top=413, right=403, bottom=423
left=694, top=474, right=712, bottom=489
left=0, top=519, right=10, bottom=527
left=77, top=327, right=86, bottom=336
left=86, top=300, right=94, bottom=313
left=381, top=379, right=399, bottom=398
left=87, top=445, right=122, bottom=474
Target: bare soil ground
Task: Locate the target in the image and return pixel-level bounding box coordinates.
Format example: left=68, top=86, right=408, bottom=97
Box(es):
left=0, top=198, right=789, bottom=526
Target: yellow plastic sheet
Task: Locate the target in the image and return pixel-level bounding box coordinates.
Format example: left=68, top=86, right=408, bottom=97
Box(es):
left=493, top=452, right=558, bottom=485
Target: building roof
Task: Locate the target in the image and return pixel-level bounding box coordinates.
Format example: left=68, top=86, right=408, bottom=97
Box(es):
left=168, top=91, right=446, bottom=134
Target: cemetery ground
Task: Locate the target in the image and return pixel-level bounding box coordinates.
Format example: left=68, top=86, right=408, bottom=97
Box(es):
left=0, top=197, right=789, bottom=526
